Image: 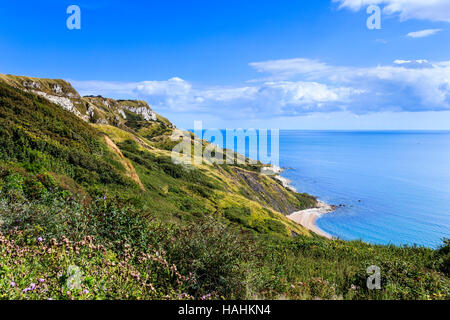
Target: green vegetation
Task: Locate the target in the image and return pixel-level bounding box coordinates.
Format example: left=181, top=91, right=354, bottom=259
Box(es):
left=0, top=75, right=312, bottom=237
left=0, top=76, right=448, bottom=300
left=0, top=74, right=80, bottom=98
left=0, top=173, right=448, bottom=300
left=0, top=81, right=129, bottom=192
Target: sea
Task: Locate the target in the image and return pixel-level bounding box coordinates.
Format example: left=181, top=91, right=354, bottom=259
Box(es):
left=200, top=130, right=450, bottom=248
left=279, top=131, right=450, bottom=248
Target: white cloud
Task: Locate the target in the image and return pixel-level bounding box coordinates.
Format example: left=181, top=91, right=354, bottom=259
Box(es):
left=72, top=76, right=357, bottom=119
left=136, top=77, right=192, bottom=96
left=250, top=58, right=450, bottom=113
left=71, top=58, right=450, bottom=121
left=407, top=29, right=442, bottom=38
left=393, top=59, right=434, bottom=68
left=136, top=79, right=358, bottom=117
left=334, top=0, right=450, bottom=22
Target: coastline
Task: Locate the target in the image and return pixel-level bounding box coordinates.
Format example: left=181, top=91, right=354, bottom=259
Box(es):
left=262, top=165, right=335, bottom=239
left=261, top=165, right=298, bottom=192
left=287, top=201, right=335, bottom=239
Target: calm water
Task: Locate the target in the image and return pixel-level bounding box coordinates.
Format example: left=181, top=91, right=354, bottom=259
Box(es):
left=200, top=130, right=450, bottom=248
left=279, top=131, right=450, bottom=248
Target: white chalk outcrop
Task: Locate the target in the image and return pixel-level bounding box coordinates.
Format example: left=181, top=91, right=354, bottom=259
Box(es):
left=121, top=105, right=157, bottom=121
left=32, top=90, right=84, bottom=119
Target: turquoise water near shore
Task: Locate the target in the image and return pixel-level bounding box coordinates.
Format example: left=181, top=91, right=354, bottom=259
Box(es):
left=279, top=131, right=450, bottom=248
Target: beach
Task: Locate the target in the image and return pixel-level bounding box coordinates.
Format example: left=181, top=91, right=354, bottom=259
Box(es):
left=262, top=165, right=335, bottom=239
left=287, top=201, right=335, bottom=239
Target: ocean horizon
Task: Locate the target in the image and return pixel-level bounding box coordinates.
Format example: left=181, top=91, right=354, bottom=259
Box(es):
left=201, top=129, right=450, bottom=248
left=278, top=130, right=450, bottom=248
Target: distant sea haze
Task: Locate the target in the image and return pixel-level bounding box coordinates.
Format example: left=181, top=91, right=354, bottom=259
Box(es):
left=202, top=130, right=450, bottom=248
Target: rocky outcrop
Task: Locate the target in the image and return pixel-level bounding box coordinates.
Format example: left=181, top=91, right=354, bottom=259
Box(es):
left=0, top=74, right=168, bottom=129
left=32, top=90, right=83, bottom=118
left=121, top=104, right=157, bottom=121
left=84, top=96, right=160, bottom=125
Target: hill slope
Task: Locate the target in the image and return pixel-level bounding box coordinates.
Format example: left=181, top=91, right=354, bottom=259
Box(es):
left=0, top=74, right=448, bottom=300
left=0, top=74, right=315, bottom=236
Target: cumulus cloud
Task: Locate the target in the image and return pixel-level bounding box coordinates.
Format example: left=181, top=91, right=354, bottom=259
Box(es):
left=71, top=58, right=450, bottom=120
left=250, top=58, right=450, bottom=113
left=393, top=59, right=434, bottom=68
left=72, top=76, right=358, bottom=119
left=407, top=29, right=442, bottom=38
left=333, top=0, right=450, bottom=22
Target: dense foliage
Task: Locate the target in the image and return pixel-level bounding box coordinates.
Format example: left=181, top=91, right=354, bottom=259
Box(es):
left=0, top=82, right=129, bottom=193
left=0, top=171, right=448, bottom=300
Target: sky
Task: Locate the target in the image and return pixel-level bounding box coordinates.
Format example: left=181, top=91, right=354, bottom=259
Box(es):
left=1, top=0, right=450, bottom=129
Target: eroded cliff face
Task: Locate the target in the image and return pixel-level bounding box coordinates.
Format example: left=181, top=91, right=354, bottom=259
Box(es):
left=0, top=74, right=164, bottom=128
left=83, top=96, right=159, bottom=125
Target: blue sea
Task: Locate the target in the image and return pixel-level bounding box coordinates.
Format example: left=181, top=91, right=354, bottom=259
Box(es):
left=200, top=130, right=450, bottom=248
left=278, top=131, right=450, bottom=248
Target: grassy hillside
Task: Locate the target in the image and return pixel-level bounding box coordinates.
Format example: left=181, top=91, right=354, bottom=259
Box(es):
left=0, top=75, right=448, bottom=300
left=0, top=77, right=311, bottom=234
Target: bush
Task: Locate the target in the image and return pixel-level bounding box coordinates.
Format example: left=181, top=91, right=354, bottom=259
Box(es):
left=224, top=207, right=251, bottom=225
left=437, top=239, right=450, bottom=276
left=0, top=183, right=449, bottom=300
left=262, top=219, right=288, bottom=235
left=159, top=218, right=255, bottom=299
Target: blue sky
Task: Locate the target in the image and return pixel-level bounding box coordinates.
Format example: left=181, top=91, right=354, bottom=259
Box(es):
left=1, top=0, right=450, bottom=129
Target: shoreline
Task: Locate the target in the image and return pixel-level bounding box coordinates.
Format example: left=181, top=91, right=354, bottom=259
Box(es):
left=287, top=201, right=335, bottom=239
left=261, top=165, right=335, bottom=239
left=261, top=165, right=298, bottom=192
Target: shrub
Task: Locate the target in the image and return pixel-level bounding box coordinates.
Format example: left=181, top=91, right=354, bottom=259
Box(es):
left=224, top=207, right=251, bottom=225
left=159, top=218, right=255, bottom=299
left=436, top=239, right=450, bottom=276
left=262, top=219, right=288, bottom=235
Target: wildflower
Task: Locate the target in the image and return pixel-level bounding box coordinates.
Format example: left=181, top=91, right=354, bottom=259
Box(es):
left=38, top=278, right=45, bottom=283
left=10, top=281, right=15, bottom=287
left=30, top=283, right=36, bottom=290
left=37, top=237, right=43, bottom=242
left=83, top=289, right=89, bottom=294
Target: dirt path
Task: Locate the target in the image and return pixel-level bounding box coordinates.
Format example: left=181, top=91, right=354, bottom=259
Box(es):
left=104, top=135, right=145, bottom=190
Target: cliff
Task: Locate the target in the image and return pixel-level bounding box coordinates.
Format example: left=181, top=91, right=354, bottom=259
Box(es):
left=0, top=73, right=316, bottom=237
